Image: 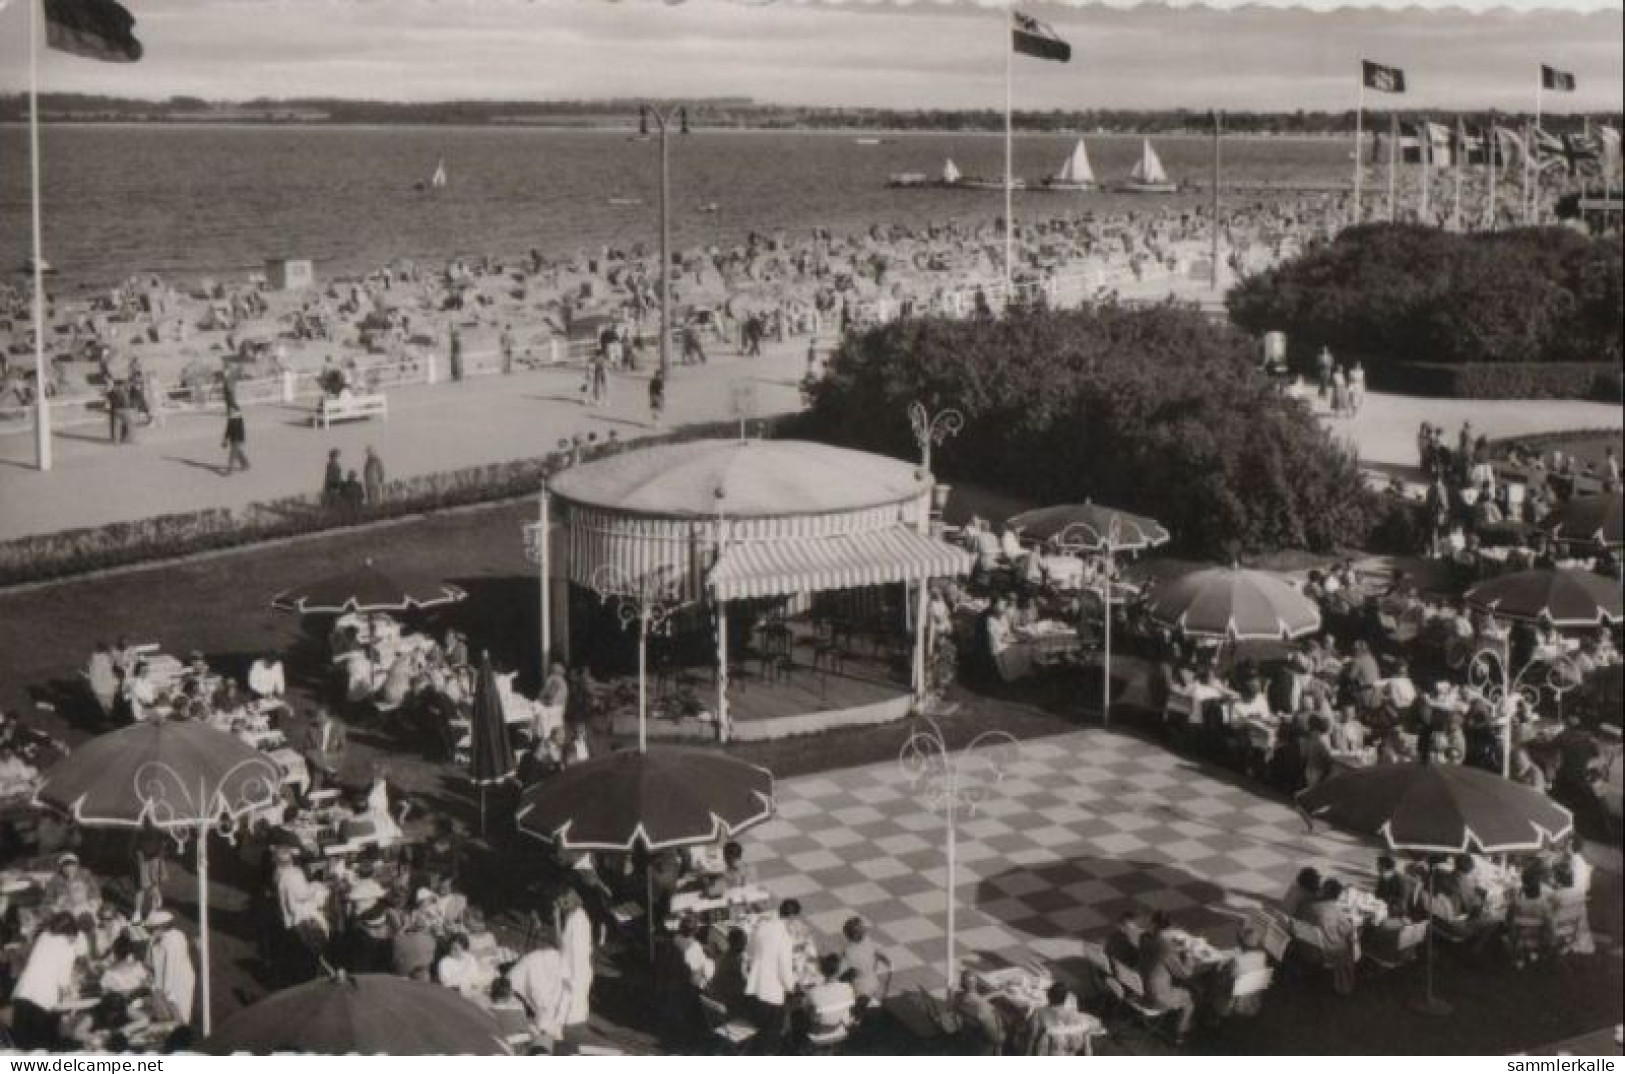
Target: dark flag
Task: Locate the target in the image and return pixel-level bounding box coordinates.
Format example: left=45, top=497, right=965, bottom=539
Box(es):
left=1560, top=132, right=1600, bottom=176
left=1540, top=65, right=1576, bottom=93
left=44, top=0, right=143, bottom=62
left=1012, top=11, right=1071, bottom=63
left=1532, top=127, right=1568, bottom=174
left=1361, top=60, right=1406, bottom=94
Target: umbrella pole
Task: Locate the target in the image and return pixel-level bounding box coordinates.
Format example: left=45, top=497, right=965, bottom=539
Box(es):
left=480, top=785, right=488, bottom=839
left=1102, top=578, right=1113, bottom=728
left=638, top=613, right=649, bottom=754
left=646, top=865, right=656, bottom=966
left=1409, top=865, right=1453, bottom=1017
left=197, top=824, right=212, bottom=1036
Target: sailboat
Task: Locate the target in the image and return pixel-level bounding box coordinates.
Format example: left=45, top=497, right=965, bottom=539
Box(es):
left=1119, top=139, right=1178, bottom=194
left=415, top=157, right=448, bottom=193
left=1042, top=139, right=1096, bottom=191
left=941, top=158, right=962, bottom=185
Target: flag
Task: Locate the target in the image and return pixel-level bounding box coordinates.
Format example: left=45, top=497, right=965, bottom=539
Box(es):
left=1540, top=65, right=1576, bottom=93
left=1560, top=132, right=1600, bottom=176
left=1361, top=60, right=1406, bottom=94
left=1532, top=127, right=1568, bottom=174
left=1597, top=126, right=1622, bottom=175
left=1424, top=121, right=1453, bottom=167
left=1012, top=11, right=1070, bottom=63
left=1492, top=126, right=1526, bottom=168
left=44, top=0, right=143, bottom=62
left=1453, top=121, right=1483, bottom=161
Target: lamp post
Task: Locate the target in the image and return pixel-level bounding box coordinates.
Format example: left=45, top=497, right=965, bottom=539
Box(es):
left=591, top=564, right=687, bottom=752
left=1466, top=639, right=1579, bottom=778
left=898, top=717, right=1017, bottom=999
left=907, top=401, right=964, bottom=476
left=1056, top=516, right=1129, bottom=728
left=639, top=105, right=690, bottom=380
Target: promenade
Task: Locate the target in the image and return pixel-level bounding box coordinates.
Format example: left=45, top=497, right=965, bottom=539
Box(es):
left=0, top=343, right=809, bottom=543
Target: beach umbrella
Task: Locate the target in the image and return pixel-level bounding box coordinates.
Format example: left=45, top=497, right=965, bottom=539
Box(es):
left=270, top=559, right=466, bottom=615
left=468, top=652, right=516, bottom=836
left=1464, top=567, right=1622, bottom=628
left=1142, top=563, right=1322, bottom=641
left=517, top=747, right=774, bottom=956
left=35, top=719, right=282, bottom=1036
left=1297, top=761, right=1572, bottom=1016
left=202, top=972, right=511, bottom=1055
left=1006, top=501, right=1169, bottom=727
left=1538, top=493, right=1623, bottom=549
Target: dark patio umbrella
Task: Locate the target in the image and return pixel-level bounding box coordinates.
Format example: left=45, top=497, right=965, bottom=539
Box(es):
left=270, top=559, right=466, bottom=615
left=1296, top=761, right=1573, bottom=1015
left=1539, top=493, right=1623, bottom=549
left=469, top=652, right=516, bottom=835
left=1143, top=564, right=1322, bottom=641
left=515, top=746, right=774, bottom=852
left=202, top=972, right=511, bottom=1055
left=35, top=720, right=282, bottom=1035
left=1464, top=567, right=1622, bottom=628
left=1005, top=501, right=1171, bottom=551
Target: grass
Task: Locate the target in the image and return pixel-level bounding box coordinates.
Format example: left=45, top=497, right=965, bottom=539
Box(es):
left=1, top=501, right=1619, bottom=1055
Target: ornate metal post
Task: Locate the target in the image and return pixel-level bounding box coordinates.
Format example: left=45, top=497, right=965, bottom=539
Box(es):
left=591, top=565, right=687, bottom=752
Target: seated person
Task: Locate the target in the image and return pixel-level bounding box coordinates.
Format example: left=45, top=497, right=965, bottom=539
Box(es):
left=437, top=931, right=492, bottom=999
left=1138, top=912, right=1197, bottom=1040
left=1330, top=705, right=1367, bottom=754
left=1300, top=879, right=1360, bottom=993
left=1019, top=983, right=1091, bottom=1056
left=43, top=852, right=102, bottom=933
left=98, top=934, right=151, bottom=996
left=1373, top=854, right=1426, bottom=921
left=1433, top=855, right=1488, bottom=922
left=705, top=927, right=749, bottom=1017
left=836, top=917, right=890, bottom=1013
left=1209, top=923, right=1270, bottom=1019
left=1283, top=867, right=1322, bottom=920
left=1507, top=870, right=1556, bottom=967
left=87, top=642, right=120, bottom=719
left=803, top=953, right=857, bottom=1041
left=1105, top=910, right=1144, bottom=968
left=334, top=648, right=375, bottom=705
left=0, top=746, right=39, bottom=798
left=999, top=526, right=1024, bottom=563
left=951, top=969, right=1005, bottom=1056
left=983, top=598, right=1033, bottom=683
left=486, top=976, right=534, bottom=1042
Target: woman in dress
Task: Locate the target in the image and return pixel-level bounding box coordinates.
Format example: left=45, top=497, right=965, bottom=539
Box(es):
left=361, top=768, right=404, bottom=844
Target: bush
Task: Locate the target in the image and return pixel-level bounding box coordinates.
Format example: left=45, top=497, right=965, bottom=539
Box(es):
left=1227, top=223, right=1624, bottom=392
left=794, top=301, right=1382, bottom=559
left=0, top=417, right=788, bottom=588
left=1375, top=361, right=1624, bottom=402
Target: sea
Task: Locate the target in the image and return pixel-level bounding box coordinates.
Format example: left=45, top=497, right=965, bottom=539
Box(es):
left=0, top=125, right=1353, bottom=292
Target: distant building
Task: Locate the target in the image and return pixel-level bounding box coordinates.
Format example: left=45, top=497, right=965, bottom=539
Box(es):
left=265, top=259, right=314, bottom=291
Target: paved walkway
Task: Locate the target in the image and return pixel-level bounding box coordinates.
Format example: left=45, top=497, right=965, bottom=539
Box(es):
left=1317, top=391, right=1620, bottom=471
left=746, top=726, right=1373, bottom=994
left=0, top=343, right=809, bottom=542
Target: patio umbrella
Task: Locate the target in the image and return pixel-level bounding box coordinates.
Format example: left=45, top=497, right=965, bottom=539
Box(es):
left=269, top=559, right=466, bottom=615
left=1142, top=563, right=1322, bottom=641
left=35, top=719, right=282, bottom=1036
left=1464, top=567, right=1622, bottom=628
left=517, top=747, right=775, bottom=956
left=203, top=972, right=511, bottom=1055
left=1538, top=493, right=1623, bottom=549
left=469, top=651, right=516, bottom=836
left=1297, top=762, right=1573, bottom=1015
left=1006, top=501, right=1170, bottom=728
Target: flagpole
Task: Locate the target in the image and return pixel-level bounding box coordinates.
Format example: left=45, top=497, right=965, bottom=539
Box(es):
left=1210, top=109, right=1221, bottom=291
left=1452, top=116, right=1464, bottom=232
left=1352, top=77, right=1365, bottom=227
left=1486, top=122, right=1498, bottom=230
left=1522, top=116, right=1534, bottom=225
left=1387, top=110, right=1398, bottom=222
left=1003, top=6, right=1013, bottom=305
left=28, top=0, right=52, bottom=472
left=1419, top=117, right=1431, bottom=224
left=1528, top=76, right=1543, bottom=224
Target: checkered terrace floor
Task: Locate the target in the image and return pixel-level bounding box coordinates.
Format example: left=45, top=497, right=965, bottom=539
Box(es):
left=745, top=726, right=1377, bottom=994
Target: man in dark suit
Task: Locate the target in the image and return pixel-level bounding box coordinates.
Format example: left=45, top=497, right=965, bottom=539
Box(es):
left=301, top=709, right=347, bottom=792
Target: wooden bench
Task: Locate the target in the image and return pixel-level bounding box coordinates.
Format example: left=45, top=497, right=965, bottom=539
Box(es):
left=311, top=393, right=387, bottom=429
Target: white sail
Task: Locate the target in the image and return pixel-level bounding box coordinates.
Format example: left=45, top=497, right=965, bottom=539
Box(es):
left=430, top=157, right=448, bottom=189
left=1128, top=140, right=1169, bottom=185
left=1055, top=140, right=1095, bottom=185
left=942, top=158, right=962, bottom=184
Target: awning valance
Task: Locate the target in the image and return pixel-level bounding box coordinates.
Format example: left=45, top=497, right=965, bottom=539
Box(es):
left=708, top=527, right=972, bottom=602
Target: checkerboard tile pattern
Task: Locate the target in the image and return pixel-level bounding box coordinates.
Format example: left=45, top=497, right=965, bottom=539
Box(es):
left=747, top=729, right=1374, bottom=991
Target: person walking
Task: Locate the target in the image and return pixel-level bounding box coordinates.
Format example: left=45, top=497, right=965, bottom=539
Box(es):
left=363, top=446, right=386, bottom=506
left=322, top=449, right=344, bottom=507
left=448, top=325, right=464, bottom=382
left=499, top=324, right=515, bottom=375
left=590, top=352, right=610, bottom=407
left=648, top=368, right=665, bottom=428
left=221, top=403, right=250, bottom=474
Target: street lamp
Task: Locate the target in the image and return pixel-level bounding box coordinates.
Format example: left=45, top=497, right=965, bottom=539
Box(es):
left=639, top=104, right=691, bottom=379
left=1466, top=639, right=1581, bottom=778
left=898, top=716, right=1017, bottom=999
left=591, top=563, right=688, bottom=752
left=908, top=401, right=964, bottom=476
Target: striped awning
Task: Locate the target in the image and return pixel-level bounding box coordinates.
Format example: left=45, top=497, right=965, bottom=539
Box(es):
left=708, top=527, right=972, bottom=602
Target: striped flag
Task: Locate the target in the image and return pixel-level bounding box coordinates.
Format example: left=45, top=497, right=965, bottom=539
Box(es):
left=1361, top=60, right=1406, bottom=94
left=1540, top=65, right=1576, bottom=92
left=1012, top=11, right=1071, bottom=63
left=1492, top=126, right=1526, bottom=168
left=1532, top=127, right=1568, bottom=174
left=44, top=0, right=143, bottom=62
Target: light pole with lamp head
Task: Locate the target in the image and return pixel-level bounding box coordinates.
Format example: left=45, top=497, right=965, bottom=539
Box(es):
left=639, top=104, right=690, bottom=380
left=590, top=563, right=688, bottom=752
left=907, top=402, right=963, bottom=701
left=1467, top=637, right=1581, bottom=778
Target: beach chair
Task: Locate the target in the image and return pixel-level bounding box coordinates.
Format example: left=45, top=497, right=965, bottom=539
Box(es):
left=698, top=994, right=758, bottom=1054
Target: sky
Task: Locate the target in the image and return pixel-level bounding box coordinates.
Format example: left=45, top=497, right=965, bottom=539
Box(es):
left=0, top=0, right=1620, bottom=113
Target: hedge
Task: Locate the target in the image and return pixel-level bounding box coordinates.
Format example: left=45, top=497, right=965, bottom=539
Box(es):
left=1373, top=361, right=1624, bottom=402
left=0, top=418, right=788, bottom=589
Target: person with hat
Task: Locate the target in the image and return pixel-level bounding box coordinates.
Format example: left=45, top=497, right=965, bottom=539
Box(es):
left=10, top=914, right=81, bottom=1048
left=273, top=845, right=329, bottom=976
left=43, top=852, right=102, bottom=941
left=301, top=708, right=348, bottom=793
left=408, top=886, right=446, bottom=935
left=146, top=910, right=196, bottom=1027
left=508, top=934, right=570, bottom=1042
left=559, top=888, right=595, bottom=1030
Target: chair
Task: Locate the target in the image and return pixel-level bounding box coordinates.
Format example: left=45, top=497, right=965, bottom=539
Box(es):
left=1548, top=901, right=1588, bottom=956
left=804, top=998, right=853, bottom=1054
left=1228, top=964, right=1274, bottom=1017
left=1246, top=907, right=1292, bottom=965
left=698, top=994, right=758, bottom=1054
left=1108, top=958, right=1176, bottom=1040
left=1365, top=921, right=1429, bottom=970
left=1287, top=919, right=1331, bottom=968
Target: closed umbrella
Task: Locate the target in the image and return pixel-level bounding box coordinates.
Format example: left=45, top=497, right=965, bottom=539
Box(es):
left=203, top=972, right=511, bottom=1055
left=1143, top=563, right=1322, bottom=641
left=270, top=559, right=466, bottom=615
left=35, top=720, right=282, bottom=1035
left=1007, top=501, right=1169, bottom=726
left=1538, top=493, right=1623, bottom=549
left=1298, top=762, right=1573, bottom=1015
left=1464, top=567, right=1622, bottom=628
left=469, top=652, right=516, bottom=836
